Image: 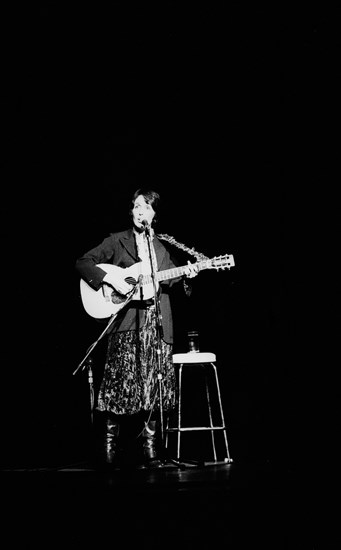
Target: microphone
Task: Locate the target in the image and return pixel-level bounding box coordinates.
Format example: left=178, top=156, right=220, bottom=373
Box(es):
left=141, top=219, right=150, bottom=233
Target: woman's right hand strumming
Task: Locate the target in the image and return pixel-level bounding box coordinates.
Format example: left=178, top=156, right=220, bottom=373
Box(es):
left=102, top=269, right=134, bottom=296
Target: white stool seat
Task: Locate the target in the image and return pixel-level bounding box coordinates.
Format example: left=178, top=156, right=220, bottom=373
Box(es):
left=172, top=352, right=216, bottom=364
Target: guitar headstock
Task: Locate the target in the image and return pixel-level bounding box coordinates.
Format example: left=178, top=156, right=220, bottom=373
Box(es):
left=209, top=254, right=235, bottom=270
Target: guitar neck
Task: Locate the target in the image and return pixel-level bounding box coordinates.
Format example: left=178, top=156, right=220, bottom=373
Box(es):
left=143, top=261, right=206, bottom=285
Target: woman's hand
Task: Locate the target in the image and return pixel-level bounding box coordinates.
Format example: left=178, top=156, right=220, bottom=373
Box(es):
left=102, top=270, right=134, bottom=295
left=184, top=261, right=199, bottom=279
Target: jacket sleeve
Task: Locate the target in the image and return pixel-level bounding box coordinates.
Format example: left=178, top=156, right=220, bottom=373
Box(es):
left=160, top=247, right=192, bottom=293
left=75, top=235, right=116, bottom=290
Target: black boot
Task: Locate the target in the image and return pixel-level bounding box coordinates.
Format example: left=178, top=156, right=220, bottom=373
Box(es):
left=105, top=415, right=120, bottom=465
left=141, top=420, right=163, bottom=468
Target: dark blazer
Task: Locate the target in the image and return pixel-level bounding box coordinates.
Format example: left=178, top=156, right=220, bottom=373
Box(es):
left=75, top=229, right=182, bottom=344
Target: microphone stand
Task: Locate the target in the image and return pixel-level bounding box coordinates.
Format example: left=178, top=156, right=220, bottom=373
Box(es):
left=144, top=224, right=187, bottom=469
left=73, top=286, right=137, bottom=424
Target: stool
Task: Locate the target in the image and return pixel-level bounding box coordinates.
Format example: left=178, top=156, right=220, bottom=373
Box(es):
left=165, top=352, right=233, bottom=464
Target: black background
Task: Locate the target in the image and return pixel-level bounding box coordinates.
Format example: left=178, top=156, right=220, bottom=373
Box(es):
left=1, top=4, right=340, bottom=469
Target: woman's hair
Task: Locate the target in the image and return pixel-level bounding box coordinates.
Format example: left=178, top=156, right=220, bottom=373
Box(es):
left=129, top=188, right=161, bottom=224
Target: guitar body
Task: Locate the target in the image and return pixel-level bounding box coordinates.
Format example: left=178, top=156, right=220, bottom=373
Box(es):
left=80, top=254, right=235, bottom=319
left=80, top=262, right=157, bottom=319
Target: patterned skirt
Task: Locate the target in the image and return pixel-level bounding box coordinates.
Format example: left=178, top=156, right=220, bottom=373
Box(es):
left=96, top=306, right=177, bottom=416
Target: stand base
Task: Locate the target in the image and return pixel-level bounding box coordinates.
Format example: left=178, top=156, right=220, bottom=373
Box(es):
left=160, top=449, right=204, bottom=469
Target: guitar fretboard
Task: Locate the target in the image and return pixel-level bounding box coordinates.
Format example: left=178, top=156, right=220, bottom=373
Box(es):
left=143, top=261, right=207, bottom=285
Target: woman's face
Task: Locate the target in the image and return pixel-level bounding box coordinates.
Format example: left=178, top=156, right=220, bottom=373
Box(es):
left=132, top=194, right=156, bottom=230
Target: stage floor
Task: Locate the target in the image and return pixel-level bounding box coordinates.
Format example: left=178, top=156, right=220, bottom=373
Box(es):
left=1, top=459, right=293, bottom=549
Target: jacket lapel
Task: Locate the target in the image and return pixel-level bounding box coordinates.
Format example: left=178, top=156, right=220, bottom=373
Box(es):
left=153, top=236, right=166, bottom=269
left=120, top=229, right=139, bottom=262
left=120, top=230, right=166, bottom=269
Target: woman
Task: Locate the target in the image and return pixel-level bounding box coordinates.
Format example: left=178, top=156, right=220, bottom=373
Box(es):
left=75, top=188, right=198, bottom=469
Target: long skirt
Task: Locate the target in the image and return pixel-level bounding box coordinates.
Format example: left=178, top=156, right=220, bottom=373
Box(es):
left=96, top=306, right=177, bottom=416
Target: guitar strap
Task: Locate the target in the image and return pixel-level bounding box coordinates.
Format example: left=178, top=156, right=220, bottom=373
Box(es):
left=157, top=233, right=209, bottom=262
left=157, top=233, right=209, bottom=297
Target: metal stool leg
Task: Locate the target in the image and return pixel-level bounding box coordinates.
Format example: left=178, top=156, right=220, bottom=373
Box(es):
left=176, top=364, right=183, bottom=461
left=211, top=362, right=233, bottom=462
left=203, top=364, right=217, bottom=462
